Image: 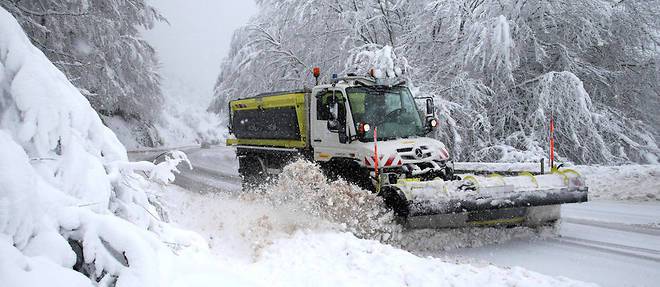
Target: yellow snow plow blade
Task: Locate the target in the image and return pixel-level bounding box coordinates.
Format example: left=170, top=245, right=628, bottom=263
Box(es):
left=379, top=169, right=588, bottom=228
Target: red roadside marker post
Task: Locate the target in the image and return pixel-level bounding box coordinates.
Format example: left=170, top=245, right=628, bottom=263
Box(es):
left=374, top=126, right=380, bottom=191
left=550, top=117, right=555, bottom=169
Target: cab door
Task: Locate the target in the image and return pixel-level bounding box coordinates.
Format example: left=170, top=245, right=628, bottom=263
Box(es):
left=310, top=89, right=350, bottom=162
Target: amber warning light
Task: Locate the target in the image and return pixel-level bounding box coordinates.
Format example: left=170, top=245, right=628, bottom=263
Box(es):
left=313, top=67, right=320, bottom=84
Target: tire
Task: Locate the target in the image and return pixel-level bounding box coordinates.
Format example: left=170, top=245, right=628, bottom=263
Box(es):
left=379, top=186, right=410, bottom=218
left=444, top=165, right=461, bottom=181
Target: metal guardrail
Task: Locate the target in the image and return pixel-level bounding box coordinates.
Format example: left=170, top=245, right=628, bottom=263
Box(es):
left=126, top=144, right=201, bottom=154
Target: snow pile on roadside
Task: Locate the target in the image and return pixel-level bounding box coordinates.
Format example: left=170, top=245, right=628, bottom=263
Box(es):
left=575, top=165, right=660, bottom=201
left=0, top=8, right=204, bottom=286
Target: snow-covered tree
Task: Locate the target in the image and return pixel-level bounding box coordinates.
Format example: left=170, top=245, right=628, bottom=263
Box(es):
left=209, top=0, right=412, bottom=115
left=0, top=8, right=204, bottom=286
left=211, top=0, right=660, bottom=164
left=0, top=0, right=166, bottom=146
left=414, top=0, right=660, bottom=164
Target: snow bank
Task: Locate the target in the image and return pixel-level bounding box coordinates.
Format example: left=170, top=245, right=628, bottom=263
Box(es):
left=0, top=8, right=202, bottom=286
left=575, top=165, right=660, bottom=201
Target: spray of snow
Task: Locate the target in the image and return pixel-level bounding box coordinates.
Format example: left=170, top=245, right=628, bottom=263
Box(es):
left=249, top=160, right=402, bottom=242
left=217, top=159, right=558, bottom=255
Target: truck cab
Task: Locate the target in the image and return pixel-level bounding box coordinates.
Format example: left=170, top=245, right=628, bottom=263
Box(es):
left=308, top=76, right=455, bottom=189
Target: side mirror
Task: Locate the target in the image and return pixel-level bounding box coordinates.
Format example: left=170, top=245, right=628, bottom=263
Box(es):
left=329, top=101, right=338, bottom=121
left=426, top=98, right=434, bottom=115
left=327, top=101, right=339, bottom=131
left=327, top=119, right=339, bottom=131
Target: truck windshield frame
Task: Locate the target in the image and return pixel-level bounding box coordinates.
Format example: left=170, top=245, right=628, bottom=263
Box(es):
left=346, top=85, right=425, bottom=142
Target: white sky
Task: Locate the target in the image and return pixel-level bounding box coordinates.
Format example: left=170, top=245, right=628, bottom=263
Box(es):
left=143, top=0, right=257, bottom=106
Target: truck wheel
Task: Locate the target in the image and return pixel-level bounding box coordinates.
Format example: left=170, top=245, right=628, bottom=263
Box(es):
left=238, top=156, right=267, bottom=190
left=379, top=186, right=410, bottom=218
left=444, top=166, right=461, bottom=181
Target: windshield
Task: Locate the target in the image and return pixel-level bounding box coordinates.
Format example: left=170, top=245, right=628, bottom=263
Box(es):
left=347, top=86, right=424, bottom=141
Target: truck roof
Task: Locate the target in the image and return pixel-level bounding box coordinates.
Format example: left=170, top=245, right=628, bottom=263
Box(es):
left=234, top=89, right=310, bottom=101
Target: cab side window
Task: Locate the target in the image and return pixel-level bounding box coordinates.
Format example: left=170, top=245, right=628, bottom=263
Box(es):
left=316, top=92, right=345, bottom=121
left=317, top=92, right=332, bottom=120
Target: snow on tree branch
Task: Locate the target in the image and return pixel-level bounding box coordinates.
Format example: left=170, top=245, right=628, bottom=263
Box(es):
left=211, top=0, right=660, bottom=164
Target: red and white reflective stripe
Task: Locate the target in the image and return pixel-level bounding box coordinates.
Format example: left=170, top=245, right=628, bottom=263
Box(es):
left=364, top=154, right=382, bottom=167
left=365, top=154, right=403, bottom=167
left=439, top=148, right=449, bottom=159
left=384, top=155, right=395, bottom=167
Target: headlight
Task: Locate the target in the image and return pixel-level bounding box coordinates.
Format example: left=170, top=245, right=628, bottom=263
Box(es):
left=358, top=122, right=371, bottom=134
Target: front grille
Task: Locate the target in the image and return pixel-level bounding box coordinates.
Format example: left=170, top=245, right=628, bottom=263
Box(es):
left=397, top=145, right=432, bottom=160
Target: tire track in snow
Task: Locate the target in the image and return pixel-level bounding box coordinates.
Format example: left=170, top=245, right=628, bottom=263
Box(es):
left=551, top=236, right=660, bottom=263
left=563, top=217, right=660, bottom=236
left=556, top=216, right=660, bottom=263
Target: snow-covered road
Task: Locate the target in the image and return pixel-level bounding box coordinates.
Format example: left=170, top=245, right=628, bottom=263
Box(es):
left=128, top=146, right=660, bottom=287
left=445, top=201, right=660, bottom=287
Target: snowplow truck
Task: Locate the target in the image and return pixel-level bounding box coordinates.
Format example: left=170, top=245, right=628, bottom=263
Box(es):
left=226, top=75, right=588, bottom=228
